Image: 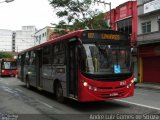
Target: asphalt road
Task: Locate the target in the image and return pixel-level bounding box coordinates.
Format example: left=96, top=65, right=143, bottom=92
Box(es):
left=0, top=77, right=160, bottom=120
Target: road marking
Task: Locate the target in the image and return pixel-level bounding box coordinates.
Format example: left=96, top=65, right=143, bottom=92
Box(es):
left=2, top=86, right=15, bottom=94
left=36, top=99, right=53, bottom=109
left=15, top=88, right=23, bottom=92
left=116, top=99, right=160, bottom=111
left=135, top=92, right=148, bottom=96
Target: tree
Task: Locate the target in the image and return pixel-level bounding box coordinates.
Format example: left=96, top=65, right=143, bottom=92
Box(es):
left=0, top=52, right=14, bottom=59
left=49, top=0, right=109, bottom=31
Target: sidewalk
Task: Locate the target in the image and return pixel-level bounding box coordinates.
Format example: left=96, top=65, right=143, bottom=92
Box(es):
left=136, top=82, right=160, bottom=90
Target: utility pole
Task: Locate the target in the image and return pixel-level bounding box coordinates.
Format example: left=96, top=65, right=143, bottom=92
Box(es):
left=94, top=0, right=112, bottom=29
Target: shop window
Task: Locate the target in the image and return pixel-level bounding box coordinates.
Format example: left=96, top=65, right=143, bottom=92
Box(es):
left=117, top=18, right=132, bottom=34
left=141, top=21, right=151, bottom=33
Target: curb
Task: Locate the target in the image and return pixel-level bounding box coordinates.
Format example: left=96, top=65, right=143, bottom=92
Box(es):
left=136, top=84, right=160, bottom=90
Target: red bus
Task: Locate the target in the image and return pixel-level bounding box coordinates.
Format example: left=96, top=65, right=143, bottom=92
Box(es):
left=17, top=29, right=134, bottom=102
left=0, top=58, right=17, bottom=77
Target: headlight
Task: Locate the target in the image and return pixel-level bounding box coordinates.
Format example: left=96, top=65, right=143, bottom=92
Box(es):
left=89, top=85, right=92, bottom=90
left=83, top=82, right=88, bottom=87
left=131, top=79, right=134, bottom=84
left=82, top=80, right=97, bottom=91
left=127, top=78, right=135, bottom=89
left=94, top=87, right=97, bottom=91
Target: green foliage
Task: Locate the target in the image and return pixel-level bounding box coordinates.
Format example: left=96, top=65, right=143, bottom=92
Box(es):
left=56, top=11, right=68, bottom=17
left=49, top=0, right=92, bottom=22
left=49, top=0, right=109, bottom=31
left=91, top=13, right=109, bottom=29
left=0, top=52, right=14, bottom=59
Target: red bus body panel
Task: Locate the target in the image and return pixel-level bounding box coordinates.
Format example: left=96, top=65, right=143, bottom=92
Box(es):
left=1, top=69, right=17, bottom=76
left=78, top=72, right=134, bottom=102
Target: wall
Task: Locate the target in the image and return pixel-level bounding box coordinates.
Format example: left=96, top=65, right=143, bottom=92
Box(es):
left=138, top=0, right=160, bottom=42
left=34, top=26, right=55, bottom=45
left=137, top=0, right=160, bottom=83
left=15, top=26, right=37, bottom=52
left=0, top=29, right=13, bottom=52
left=35, top=28, right=47, bottom=45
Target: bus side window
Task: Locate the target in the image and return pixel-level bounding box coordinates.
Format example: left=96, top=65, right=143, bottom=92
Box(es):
left=17, top=55, right=21, bottom=66
left=53, top=42, right=65, bottom=65
left=25, top=52, right=30, bottom=65
left=30, top=51, right=36, bottom=65
left=43, top=45, right=51, bottom=65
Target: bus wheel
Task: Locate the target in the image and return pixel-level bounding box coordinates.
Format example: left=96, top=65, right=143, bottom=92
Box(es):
left=55, top=82, right=64, bottom=103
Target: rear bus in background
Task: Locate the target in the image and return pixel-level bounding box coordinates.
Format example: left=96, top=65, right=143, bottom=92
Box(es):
left=17, top=29, right=134, bottom=102
left=0, top=58, right=17, bottom=77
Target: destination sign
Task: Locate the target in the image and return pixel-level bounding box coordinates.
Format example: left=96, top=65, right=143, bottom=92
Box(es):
left=101, top=34, right=120, bottom=40
left=88, top=33, right=120, bottom=40
left=82, top=30, right=128, bottom=41
left=3, top=58, right=16, bottom=62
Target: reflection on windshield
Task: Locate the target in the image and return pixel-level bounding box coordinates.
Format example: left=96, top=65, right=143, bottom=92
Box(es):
left=3, top=62, right=16, bottom=70
left=81, top=44, right=131, bottom=74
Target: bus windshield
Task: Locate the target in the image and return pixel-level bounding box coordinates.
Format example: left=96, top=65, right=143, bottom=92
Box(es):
left=80, top=43, right=131, bottom=75
left=2, top=62, right=16, bottom=70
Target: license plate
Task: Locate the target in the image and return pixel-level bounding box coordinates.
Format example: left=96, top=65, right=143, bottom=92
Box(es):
left=110, top=93, right=118, bottom=97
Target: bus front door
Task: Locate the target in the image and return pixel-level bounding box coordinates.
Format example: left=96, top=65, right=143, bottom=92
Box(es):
left=68, top=41, right=78, bottom=98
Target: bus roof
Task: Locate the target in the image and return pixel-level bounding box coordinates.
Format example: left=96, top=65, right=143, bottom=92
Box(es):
left=18, top=29, right=129, bottom=54
left=19, top=29, right=84, bottom=54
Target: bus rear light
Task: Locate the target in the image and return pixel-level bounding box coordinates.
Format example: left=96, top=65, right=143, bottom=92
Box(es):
left=2, top=70, right=4, bottom=73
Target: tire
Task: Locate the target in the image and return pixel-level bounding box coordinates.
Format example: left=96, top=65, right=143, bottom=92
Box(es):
left=55, top=82, right=64, bottom=103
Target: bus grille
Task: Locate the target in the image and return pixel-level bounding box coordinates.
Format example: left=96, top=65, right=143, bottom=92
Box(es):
left=96, top=88, right=127, bottom=99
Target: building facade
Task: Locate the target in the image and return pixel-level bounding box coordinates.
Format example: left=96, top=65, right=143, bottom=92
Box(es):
left=105, top=1, right=137, bottom=46
left=0, top=26, right=37, bottom=53
left=14, top=26, right=37, bottom=52
left=0, top=29, right=13, bottom=52
left=34, top=26, right=57, bottom=45
left=137, top=0, right=160, bottom=83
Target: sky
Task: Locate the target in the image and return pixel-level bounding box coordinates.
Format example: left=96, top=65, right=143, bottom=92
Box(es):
left=0, top=0, right=130, bottom=31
